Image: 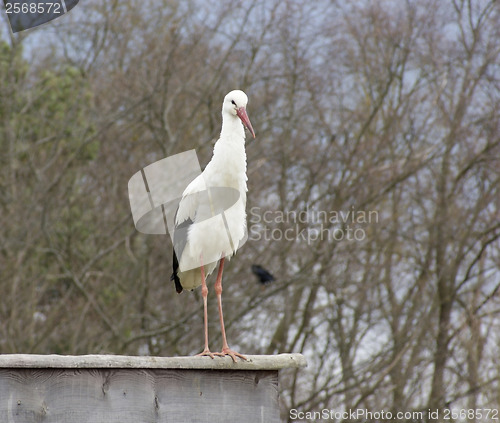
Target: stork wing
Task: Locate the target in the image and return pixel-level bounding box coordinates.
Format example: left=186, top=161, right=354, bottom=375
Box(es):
left=170, top=174, right=204, bottom=293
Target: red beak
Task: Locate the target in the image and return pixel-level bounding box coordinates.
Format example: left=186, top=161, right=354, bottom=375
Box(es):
left=236, top=107, right=256, bottom=138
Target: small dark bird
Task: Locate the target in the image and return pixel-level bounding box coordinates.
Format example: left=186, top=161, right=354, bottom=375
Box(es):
left=251, top=264, right=275, bottom=286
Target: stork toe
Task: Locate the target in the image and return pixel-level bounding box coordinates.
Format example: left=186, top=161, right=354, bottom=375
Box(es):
left=196, top=348, right=216, bottom=359
left=214, top=348, right=247, bottom=362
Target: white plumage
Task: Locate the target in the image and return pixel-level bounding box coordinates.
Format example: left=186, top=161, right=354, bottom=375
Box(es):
left=170, top=90, right=255, bottom=361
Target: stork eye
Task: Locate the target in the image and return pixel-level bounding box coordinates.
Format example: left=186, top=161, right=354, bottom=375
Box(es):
left=231, top=100, right=236, bottom=106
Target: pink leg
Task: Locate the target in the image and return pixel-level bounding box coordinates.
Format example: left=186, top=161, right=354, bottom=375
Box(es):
left=196, top=255, right=215, bottom=359
left=213, top=257, right=247, bottom=362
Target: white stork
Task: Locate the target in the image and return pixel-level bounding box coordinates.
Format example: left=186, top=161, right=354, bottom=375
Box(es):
left=170, top=90, right=255, bottom=362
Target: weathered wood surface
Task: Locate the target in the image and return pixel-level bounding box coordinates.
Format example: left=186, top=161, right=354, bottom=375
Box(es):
left=0, top=353, right=306, bottom=370
left=0, top=354, right=306, bottom=423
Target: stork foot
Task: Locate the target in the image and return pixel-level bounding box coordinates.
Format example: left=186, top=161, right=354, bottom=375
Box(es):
left=214, top=348, right=247, bottom=362
left=196, top=348, right=216, bottom=359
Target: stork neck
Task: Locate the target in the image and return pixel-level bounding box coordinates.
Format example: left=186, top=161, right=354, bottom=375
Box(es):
left=208, top=115, right=247, bottom=179
left=220, top=114, right=246, bottom=141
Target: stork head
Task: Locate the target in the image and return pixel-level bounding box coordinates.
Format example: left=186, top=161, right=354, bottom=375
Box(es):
left=223, top=90, right=256, bottom=138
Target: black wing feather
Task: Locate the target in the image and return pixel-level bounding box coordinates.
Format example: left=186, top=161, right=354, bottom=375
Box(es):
left=170, top=213, right=194, bottom=293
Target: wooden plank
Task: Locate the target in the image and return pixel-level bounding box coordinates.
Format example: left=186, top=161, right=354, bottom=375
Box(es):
left=0, top=353, right=307, bottom=370
left=0, top=368, right=280, bottom=423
